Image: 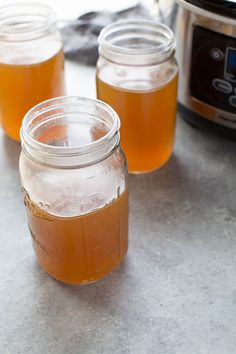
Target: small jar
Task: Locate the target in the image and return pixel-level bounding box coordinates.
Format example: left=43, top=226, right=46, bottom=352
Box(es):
left=19, top=96, right=128, bottom=285
left=96, top=20, right=178, bottom=173
left=0, top=3, right=65, bottom=141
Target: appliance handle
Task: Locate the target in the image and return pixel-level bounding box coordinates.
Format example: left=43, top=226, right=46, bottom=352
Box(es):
left=174, top=0, right=236, bottom=25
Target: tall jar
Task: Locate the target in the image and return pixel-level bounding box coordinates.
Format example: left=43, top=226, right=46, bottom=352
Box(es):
left=96, top=20, right=178, bottom=174
left=19, top=97, right=128, bottom=285
left=0, top=3, right=65, bottom=141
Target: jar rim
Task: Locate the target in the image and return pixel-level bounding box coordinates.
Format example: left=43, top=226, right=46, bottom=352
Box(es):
left=20, top=96, right=121, bottom=167
left=0, top=2, right=57, bottom=42
left=98, top=19, right=175, bottom=66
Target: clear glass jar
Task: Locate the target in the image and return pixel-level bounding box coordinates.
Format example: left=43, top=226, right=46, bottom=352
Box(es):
left=19, top=96, right=128, bottom=285
left=0, top=3, right=65, bottom=141
left=96, top=20, right=178, bottom=174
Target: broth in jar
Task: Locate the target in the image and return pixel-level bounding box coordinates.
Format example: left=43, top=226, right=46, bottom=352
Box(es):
left=0, top=48, right=64, bottom=141
left=97, top=75, right=178, bottom=173
left=24, top=188, right=128, bottom=284
left=96, top=20, right=178, bottom=173
left=20, top=97, right=128, bottom=285
left=0, top=3, right=65, bottom=141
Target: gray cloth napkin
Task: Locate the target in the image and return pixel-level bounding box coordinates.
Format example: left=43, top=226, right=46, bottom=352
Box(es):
left=60, top=4, right=151, bottom=66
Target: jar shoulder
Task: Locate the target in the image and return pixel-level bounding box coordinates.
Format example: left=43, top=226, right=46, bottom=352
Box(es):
left=96, top=56, right=178, bottom=90
left=19, top=148, right=127, bottom=218
left=0, top=31, right=63, bottom=65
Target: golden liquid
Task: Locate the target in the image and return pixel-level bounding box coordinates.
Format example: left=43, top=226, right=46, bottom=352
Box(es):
left=96, top=76, right=178, bottom=173
left=25, top=189, right=129, bottom=285
left=0, top=49, right=64, bottom=141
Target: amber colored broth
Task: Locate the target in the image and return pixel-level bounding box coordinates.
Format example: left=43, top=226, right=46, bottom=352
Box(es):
left=0, top=49, right=64, bottom=141
left=25, top=189, right=129, bottom=284
left=96, top=76, right=178, bottom=173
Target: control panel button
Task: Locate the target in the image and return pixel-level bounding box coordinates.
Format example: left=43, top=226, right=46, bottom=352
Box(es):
left=229, top=96, right=236, bottom=108
left=212, top=79, right=232, bottom=93
left=210, top=48, right=224, bottom=61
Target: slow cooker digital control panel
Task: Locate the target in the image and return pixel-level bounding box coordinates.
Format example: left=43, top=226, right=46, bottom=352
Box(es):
left=190, top=25, right=236, bottom=113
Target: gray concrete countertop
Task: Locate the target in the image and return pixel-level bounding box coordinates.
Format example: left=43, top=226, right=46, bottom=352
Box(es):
left=0, top=62, right=236, bottom=354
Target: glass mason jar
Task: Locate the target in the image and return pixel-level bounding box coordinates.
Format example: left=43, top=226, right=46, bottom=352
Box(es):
left=19, top=96, right=128, bottom=285
left=96, top=20, right=178, bottom=174
left=0, top=3, right=65, bottom=141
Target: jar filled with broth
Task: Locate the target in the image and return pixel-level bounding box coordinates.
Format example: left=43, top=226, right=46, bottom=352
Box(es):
left=0, top=3, right=65, bottom=141
left=19, top=96, right=128, bottom=284
left=96, top=20, right=178, bottom=173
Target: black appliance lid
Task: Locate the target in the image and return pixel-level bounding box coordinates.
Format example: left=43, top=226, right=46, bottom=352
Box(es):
left=186, top=0, right=236, bottom=19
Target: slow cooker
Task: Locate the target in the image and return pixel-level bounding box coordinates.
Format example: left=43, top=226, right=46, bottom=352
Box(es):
left=170, top=0, right=236, bottom=138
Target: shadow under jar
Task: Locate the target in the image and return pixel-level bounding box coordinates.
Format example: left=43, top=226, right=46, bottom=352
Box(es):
left=19, top=97, right=129, bottom=285
left=0, top=3, right=65, bottom=141
left=96, top=20, right=178, bottom=174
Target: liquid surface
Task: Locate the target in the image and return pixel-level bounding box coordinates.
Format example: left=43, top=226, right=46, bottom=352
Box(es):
left=0, top=48, right=64, bottom=141
left=25, top=189, right=129, bottom=284
left=96, top=76, right=178, bottom=173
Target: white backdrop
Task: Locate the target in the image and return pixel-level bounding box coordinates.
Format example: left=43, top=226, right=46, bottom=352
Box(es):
left=1, top=0, right=144, bottom=20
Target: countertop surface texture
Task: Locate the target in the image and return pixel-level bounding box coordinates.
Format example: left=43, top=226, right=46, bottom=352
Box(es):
left=0, top=62, right=236, bottom=354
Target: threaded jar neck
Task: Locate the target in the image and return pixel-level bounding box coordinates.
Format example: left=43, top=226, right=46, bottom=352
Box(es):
left=0, top=3, right=57, bottom=42
left=98, top=19, right=175, bottom=66
left=20, top=96, right=120, bottom=168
